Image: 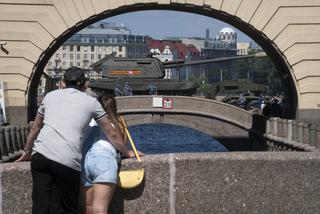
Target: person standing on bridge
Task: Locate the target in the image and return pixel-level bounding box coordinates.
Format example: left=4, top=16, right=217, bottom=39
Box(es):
left=16, top=66, right=135, bottom=214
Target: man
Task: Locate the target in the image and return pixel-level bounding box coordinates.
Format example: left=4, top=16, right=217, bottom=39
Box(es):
left=16, top=67, right=135, bottom=213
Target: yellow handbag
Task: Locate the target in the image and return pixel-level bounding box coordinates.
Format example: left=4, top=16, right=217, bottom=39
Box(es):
left=118, top=117, right=144, bottom=189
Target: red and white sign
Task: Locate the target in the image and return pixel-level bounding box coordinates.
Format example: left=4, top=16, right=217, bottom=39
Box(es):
left=163, top=98, right=173, bottom=109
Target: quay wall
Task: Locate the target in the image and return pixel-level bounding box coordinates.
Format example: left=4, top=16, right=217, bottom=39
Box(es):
left=1, top=152, right=320, bottom=214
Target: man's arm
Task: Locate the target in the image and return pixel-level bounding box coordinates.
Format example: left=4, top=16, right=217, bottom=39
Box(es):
left=15, top=115, right=44, bottom=162
left=97, top=117, right=135, bottom=158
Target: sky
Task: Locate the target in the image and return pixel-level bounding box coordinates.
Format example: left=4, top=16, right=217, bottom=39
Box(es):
left=105, top=10, right=252, bottom=42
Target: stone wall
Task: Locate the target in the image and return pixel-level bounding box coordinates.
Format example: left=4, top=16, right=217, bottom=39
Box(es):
left=1, top=152, right=320, bottom=214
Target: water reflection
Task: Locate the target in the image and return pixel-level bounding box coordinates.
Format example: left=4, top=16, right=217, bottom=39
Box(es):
left=128, top=123, right=228, bottom=154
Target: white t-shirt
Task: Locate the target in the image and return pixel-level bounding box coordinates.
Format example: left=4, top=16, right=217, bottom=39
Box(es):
left=33, top=88, right=107, bottom=171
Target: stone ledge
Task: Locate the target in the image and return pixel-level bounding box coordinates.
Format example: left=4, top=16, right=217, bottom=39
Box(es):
left=1, top=152, right=320, bottom=213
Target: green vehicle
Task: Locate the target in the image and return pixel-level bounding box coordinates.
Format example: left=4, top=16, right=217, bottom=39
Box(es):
left=89, top=56, right=198, bottom=96
left=89, top=52, right=267, bottom=97
left=206, top=77, right=268, bottom=110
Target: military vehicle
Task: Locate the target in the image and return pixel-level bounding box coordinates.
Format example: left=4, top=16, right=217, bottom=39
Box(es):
left=89, top=52, right=267, bottom=97
left=206, top=73, right=269, bottom=110
left=89, top=56, right=197, bottom=96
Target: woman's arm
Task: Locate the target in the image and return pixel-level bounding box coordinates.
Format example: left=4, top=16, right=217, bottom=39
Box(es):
left=97, top=117, right=135, bottom=158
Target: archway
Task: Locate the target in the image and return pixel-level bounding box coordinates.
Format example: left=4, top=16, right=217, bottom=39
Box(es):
left=27, top=3, right=298, bottom=121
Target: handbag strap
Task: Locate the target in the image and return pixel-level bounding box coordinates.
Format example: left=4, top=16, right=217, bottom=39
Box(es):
left=120, top=116, right=141, bottom=162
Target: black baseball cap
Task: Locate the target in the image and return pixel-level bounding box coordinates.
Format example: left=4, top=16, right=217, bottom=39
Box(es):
left=64, top=66, right=85, bottom=82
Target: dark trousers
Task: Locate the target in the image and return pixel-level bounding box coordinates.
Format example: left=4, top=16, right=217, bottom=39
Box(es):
left=31, top=153, right=80, bottom=214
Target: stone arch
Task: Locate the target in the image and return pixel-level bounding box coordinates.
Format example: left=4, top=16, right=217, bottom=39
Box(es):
left=115, top=96, right=253, bottom=151
left=1, top=1, right=319, bottom=123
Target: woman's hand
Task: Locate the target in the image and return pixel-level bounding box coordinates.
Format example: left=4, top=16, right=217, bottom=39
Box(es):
left=137, top=150, right=144, bottom=156
left=124, top=150, right=144, bottom=158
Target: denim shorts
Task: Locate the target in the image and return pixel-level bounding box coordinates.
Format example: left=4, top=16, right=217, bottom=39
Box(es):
left=81, top=144, right=120, bottom=186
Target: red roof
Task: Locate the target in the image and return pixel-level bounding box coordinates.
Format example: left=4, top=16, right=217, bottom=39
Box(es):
left=148, top=39, right=200, bottom=59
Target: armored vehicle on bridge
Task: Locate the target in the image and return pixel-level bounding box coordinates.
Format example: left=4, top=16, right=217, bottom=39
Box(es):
left=89, top=56, right=198, bottom=96
left=89, top=52, right=267, bottom=97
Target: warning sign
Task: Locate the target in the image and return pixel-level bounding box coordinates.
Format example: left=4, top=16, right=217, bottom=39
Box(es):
left=163, top=98, right=173, bottom=109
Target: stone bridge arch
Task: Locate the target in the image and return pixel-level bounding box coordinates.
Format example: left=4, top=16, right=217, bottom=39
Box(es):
left=0, top=1, right=319, bottom=124
left=116, top=96, right=252, bottom=150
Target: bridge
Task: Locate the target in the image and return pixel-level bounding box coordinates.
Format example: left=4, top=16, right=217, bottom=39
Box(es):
left=116, top=96, right=252, bottom=150
left=0, top=0, right=319, bottom=125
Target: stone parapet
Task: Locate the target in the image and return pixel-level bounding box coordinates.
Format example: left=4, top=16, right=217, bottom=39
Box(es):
left=0, top=125, right=29, bottom=162
left=250, top=115, right=319, bottom=152
left=1, top=152, right=320, bottom=213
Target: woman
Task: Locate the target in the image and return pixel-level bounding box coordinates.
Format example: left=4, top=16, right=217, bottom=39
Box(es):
left=81, top=94, right=138, bottom=214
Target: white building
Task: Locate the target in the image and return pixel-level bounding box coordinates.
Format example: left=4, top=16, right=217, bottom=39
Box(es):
left=45, top=22, right=149, bottom=77
left=237, top=42, right=250, bottom=55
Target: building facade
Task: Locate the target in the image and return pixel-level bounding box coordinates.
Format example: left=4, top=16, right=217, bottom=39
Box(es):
left=45, top=22, right=149, bottom=77
left=148, top=39, right=200, bottom=79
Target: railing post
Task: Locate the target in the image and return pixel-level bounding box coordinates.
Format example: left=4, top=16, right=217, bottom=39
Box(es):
left=303, top=123, right=310, bottom=146
left=266, top=119, right=271, bottom=135
left=15, top=126, right=23, bottom=152
left=316, top=127, right=320, bottom=149
left=20, top=125, right=26, bottom=149
left=273, top=118, right=278, bottom=137
left=277, top=118, right=284, bottom=138
left=297, top=122, right=304, bottom=144
left=4, top=126, right=14, bottom=158
left=283, top=119, right=288, bottom=140
left=0, top=127, right=7, bottom=162
left=292, top=120, right=298, bottom=142
left=309, top=124, right=316, bottom=147
left=287, top=120, right=293, bottom=141
left=9, top=126, right=19, bottom=154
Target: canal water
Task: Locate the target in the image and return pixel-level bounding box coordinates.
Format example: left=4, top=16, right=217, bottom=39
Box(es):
left=127, top=123, right=228, bottom=154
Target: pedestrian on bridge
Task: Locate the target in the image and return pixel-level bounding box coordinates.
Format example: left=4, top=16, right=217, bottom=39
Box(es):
left=16, top=66, right=135, bottom=214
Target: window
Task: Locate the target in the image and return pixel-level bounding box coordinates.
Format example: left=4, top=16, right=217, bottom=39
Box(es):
left=62, top=46, right=66, bottom=50
left=48, top=61, right=52, bottom=66
left=91, top=46, right=94, bottom=52
left=70, top=46, right=74, bottom=51
left=84, top=54, right=87, bottom=59
left=70, top=54, right=73, bottom=60
left=119, top=46, right=122, bottom=52
left=91, top=54, right=94, bottom=60
left=70, top=62, right=73, bottom=67
left=77, top=46, right=80, bottom=52
left=55, top=53, right=59, bottom=58
left=62, top=61, right=66, bottom=66
left=98, top=54, right=101, bottom=60
left=77, top=62, right=80, bottom=66
left=77, top=54, right=80, bottom=60
left=63, top=54, right=66, bottom=59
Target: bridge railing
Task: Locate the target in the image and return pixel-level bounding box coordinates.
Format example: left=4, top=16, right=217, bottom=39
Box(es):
left=0, top=125, right=30, bottom=162
left=250, top=115, right=319, bottom=152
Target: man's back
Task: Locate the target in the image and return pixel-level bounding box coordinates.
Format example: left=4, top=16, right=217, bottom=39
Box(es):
left=33, top=88, right=106, bottom=171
